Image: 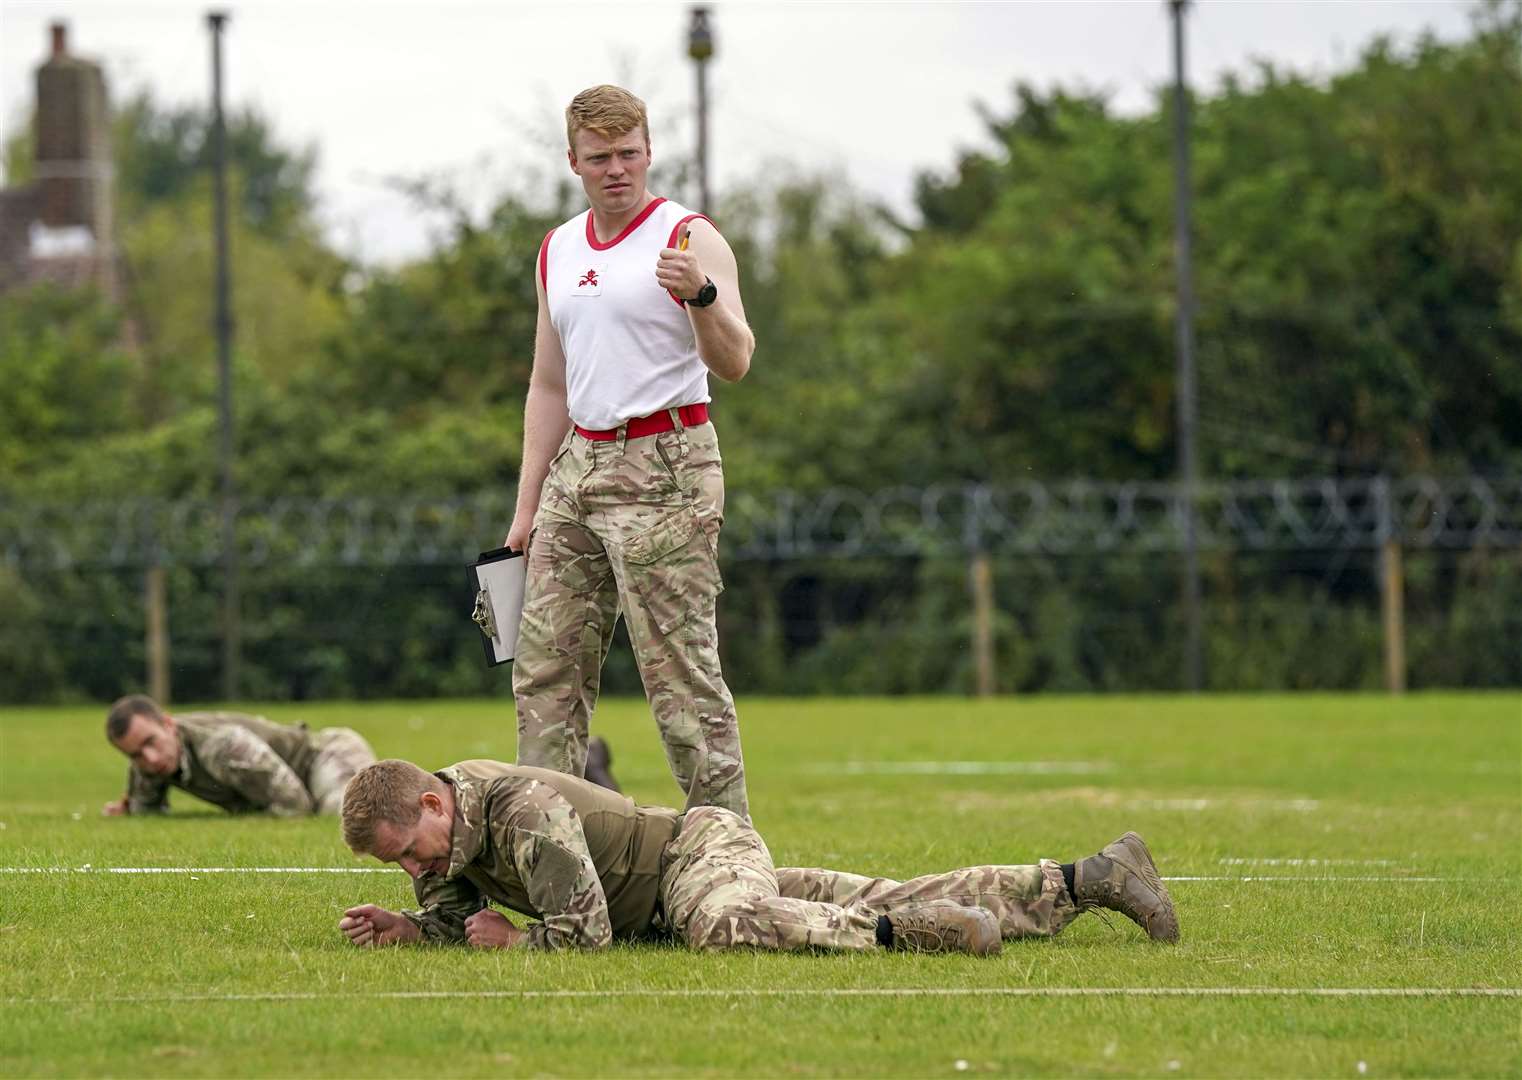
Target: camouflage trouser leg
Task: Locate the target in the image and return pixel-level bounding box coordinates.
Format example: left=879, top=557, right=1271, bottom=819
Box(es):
left=774, top=861, right=1080, bottom=939
left=515, top=421, right=748, bottom=820
left=306, top=727, right=378, bottom=815
left=513, top=496, right=621, bottom=778
left=661, top=807, right=879, bottom=952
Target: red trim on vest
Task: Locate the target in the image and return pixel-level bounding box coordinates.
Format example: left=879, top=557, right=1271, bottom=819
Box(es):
left=666, top=213, right=718, bottom=307
left=538, top=228, right=554, bottom=291
left=585, top=196, right=667, bottom=251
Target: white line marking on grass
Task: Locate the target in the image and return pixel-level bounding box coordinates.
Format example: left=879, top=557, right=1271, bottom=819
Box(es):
left=4, top=988, right=1517, bottom=1005
left=0, top=868, right=1479, bottom=883
left=832, top=761, right=1115, bottom=776
left=1164, top=876, right=1468, bottom=883
left=1219, top=858, right=1402, bottom=867
left=1132, top=798, right=1321, bottom=812
left=0, top=867, right=391, bottom=874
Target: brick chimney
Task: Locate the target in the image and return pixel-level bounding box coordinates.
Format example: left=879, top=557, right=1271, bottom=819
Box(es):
left=34, top=22, right=114, bottom=248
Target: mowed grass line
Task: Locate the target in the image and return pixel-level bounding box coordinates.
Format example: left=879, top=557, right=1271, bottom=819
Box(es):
left=1, top=694, right=1518, bottom=1077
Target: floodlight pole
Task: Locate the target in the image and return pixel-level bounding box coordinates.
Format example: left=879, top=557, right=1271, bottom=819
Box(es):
left=1170, top=0, right=1203, bottom=692
left=688, top=6, right=714, bottom=211
left=209, top=10, right=239, bottom=701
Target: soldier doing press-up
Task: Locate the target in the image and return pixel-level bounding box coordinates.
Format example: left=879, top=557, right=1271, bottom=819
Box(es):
left=337, top=759, right=1180, bottom=955
left=102, top=694, right=377, bottom=817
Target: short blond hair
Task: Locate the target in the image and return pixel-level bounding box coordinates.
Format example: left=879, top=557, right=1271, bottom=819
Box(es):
left=566, top=84, right=649, bottom=151
left=341, top=759, right=444, bottom=854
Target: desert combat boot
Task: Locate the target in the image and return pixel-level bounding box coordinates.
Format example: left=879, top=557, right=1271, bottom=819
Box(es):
left=885, top=900, right=1003, bottom=956
left=585, top=737, right=620, bottom=793
left=1073, top=831, right=1181, bottom=943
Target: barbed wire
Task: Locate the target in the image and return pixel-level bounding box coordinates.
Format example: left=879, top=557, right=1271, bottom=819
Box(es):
left=1, top=475, right=1518, bottom=570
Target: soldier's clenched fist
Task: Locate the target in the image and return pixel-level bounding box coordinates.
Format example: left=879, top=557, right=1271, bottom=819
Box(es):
left=655, top=221, right=705, bottom=300
left=464, top=908, right=523, bottom=949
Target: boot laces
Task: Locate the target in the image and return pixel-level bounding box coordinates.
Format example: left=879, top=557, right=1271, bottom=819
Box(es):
left=895, top=913, right=953, bottom=950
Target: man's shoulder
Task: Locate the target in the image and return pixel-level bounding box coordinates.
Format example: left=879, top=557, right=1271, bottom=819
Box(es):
left=439, top=758, right=519, bottom=784
left=443, top=760, right=577, bottom=796
left=189, top=720, right=272, bottom=759
left=546, top=208, right=592, bottom=240
left=177, top=710, right=271, bottom=729
left=444, top=761, right=621, bottom=811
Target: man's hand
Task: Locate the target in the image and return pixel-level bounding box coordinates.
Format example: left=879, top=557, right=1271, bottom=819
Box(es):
left=340, top=904, right=420, bottom=948
left=655, top=222, right=705, bottom=300
left=503, top=511, right=533, bottom=554
left=464, top=908, right=524, bottom=949
left=101, top=797, right=129, bottom=817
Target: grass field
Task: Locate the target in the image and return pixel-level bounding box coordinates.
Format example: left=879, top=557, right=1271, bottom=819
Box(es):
left=1, top=694, right=1518, bottom=1077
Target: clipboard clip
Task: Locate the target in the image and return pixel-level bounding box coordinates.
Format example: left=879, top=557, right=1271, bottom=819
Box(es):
left=471, top=585, right=498, bottom=643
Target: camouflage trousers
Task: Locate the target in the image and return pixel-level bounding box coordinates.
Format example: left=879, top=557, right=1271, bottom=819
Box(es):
left=660, top=807, right=1080, bottom=951
left=513, top=418, right=748, bottom=821
left=306, top=727, right=376, bottom=815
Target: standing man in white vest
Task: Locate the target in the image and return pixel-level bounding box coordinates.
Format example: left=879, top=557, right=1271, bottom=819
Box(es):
left=502, top=85, right=754, bottom=820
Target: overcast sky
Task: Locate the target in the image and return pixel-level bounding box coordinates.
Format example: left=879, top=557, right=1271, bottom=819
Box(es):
left=1, top=0, right=1475, bottom=265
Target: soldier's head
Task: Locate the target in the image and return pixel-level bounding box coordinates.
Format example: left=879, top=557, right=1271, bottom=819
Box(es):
left=105, top=694, right=181, bottom=776
left=341, top=759, right=455, bottom=880
left=565, top=84, right=651, bottom=216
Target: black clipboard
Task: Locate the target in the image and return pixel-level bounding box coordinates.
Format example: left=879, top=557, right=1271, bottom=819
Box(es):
left=468, top=547, right=526, bottom=666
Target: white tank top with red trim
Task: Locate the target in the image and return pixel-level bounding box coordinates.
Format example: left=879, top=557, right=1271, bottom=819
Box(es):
left=540, top=196, right=713, bottom=430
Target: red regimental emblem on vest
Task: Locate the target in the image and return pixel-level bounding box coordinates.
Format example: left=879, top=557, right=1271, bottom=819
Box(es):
left=571, top=261, right=606, bottom=297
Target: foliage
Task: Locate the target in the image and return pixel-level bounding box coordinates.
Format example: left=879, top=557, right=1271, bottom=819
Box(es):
left=3, top=14, right=1522, bottom=700
left=0, top=286, right=134, bottom=477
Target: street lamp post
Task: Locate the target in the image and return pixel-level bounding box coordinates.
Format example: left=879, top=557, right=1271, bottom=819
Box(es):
left=1169, top=0, right=1202, bottom=692
left=687, top=6, right=714, bottom=211
left=208, top=10, right=239, bottom=701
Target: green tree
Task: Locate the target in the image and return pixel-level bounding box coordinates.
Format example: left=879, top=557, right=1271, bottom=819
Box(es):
left=0, top=286, right=134, bottom=478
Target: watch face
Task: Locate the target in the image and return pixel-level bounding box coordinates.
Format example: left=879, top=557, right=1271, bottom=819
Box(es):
left=695, top=280, right=718, bottom=306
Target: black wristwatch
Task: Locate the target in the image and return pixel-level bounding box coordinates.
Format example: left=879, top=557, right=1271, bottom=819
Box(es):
left=684, top=277, right=719, bottom=308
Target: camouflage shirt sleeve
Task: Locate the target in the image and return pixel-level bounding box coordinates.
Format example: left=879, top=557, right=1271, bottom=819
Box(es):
left=497, top=781, right=613, bottom=951
left=402, top=872, right=487, bottom=943
left=199, top=727, right=315, bottom=816
left=126, top=766, right=170, bottom=814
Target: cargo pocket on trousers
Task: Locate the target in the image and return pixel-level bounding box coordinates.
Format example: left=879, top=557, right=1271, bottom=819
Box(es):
left=622, top=507, right=724, bottom=635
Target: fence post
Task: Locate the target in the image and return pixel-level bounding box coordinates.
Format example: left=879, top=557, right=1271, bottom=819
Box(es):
left=1375, top=477, right=1406, bottom=693
left=969, top=550, right=996, bottom=697
left=145, top=563, right=170, bottom=704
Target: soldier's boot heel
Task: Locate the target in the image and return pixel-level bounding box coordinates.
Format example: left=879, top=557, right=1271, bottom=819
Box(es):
left=885, top=900, right=1002, bottom=956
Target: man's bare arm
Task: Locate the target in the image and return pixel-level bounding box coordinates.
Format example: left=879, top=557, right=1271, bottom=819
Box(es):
left=655, top=218, right=754, bottom=382
left=504, top=271, right=573, bottom=552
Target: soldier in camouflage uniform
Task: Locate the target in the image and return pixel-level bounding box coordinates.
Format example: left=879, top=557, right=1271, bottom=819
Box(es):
left=337, top=759, right=1179, bottom=955
left=102, top=694, right=376, bottom=817
left=502, top=86, right=752, bottom=820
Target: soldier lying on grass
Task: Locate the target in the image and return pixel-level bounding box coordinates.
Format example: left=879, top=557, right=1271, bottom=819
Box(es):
left=102, top=694, right=377, bottom=817
left=337, top=758, right=1179, bottom=955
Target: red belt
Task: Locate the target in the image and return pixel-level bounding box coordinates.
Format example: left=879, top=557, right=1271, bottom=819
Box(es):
left=574, top=403, right=710, bottom=442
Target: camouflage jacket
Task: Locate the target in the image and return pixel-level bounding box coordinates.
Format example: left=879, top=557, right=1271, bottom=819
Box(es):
left=126, top=711, right=321, bottom=816
left=403, top=760, right=681, bottom=951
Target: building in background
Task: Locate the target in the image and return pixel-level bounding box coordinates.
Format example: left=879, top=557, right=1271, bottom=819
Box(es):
left=0, top=23, right=119, bottom=300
